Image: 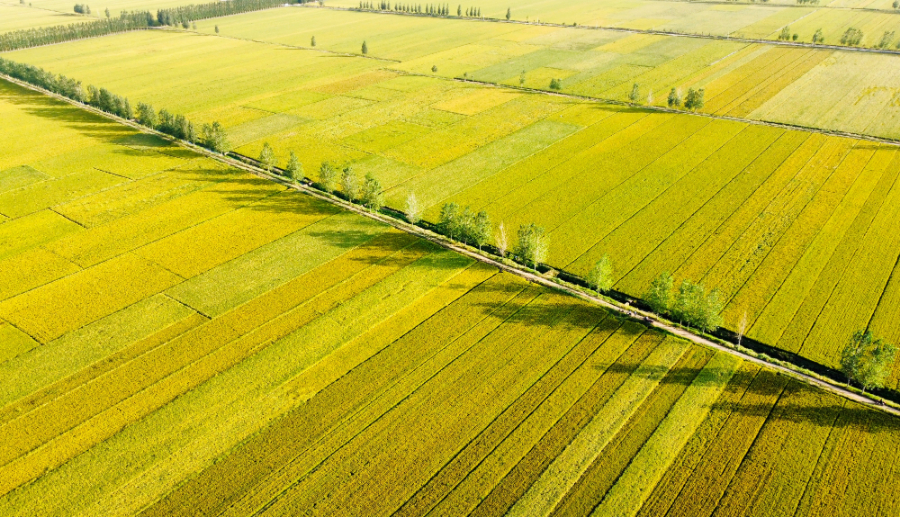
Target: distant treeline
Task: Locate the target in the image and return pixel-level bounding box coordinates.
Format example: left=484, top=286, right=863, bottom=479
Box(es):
left=155, top=0, right=309, bottom=27
left=356, top=2, right=481, bottom=17
left=0, top=0, right=305, bottom=52
left=0, top=11, right=154, bottom=52
left=0, top=57, right=231, bottom=153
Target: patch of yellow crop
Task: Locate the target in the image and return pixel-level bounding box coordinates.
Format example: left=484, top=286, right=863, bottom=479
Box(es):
left=0, top=253, right=183, bottom=343
left=0, top=210, right=82, bottom=261
left=0, top=169, right=125, bottom=219
left=288, top=95, right=374, bottom=120
left=31, top=143, right=186, bottom=180
left=309, top=69, right=398, bottom=95
left=432, top=87, right=521, bottom=116
left=134, top=191, right=336, bottom=278
left=0, top=322, right=38, bottom=364
left=47, top=173, right=285, bottom=267
left=0, top=248, right=81, bottom=302
left=53, top=170, right=208, bottom=228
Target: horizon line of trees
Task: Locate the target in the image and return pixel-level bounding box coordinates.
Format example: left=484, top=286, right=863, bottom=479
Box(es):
left=0, top=10, right=155, bottom=52
left=0, top=57, right=231, bottom=153
left=356, top=2, right=481, bottom=17
left=155, top=0, right=303, bottom=27
left=1, top=0, right=300, bottom=52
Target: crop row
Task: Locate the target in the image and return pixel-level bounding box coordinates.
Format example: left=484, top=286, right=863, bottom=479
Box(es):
left=751, top=149, right=900, bottom=346
left=397, top=314, right=624, bottom=516
left=507, top=336, right=687, bottom=517
left=138, top=270, right=529, bottom=517
left=235, top=291, right=588, bottom=515
left=553, top=347, right=714, bottom=517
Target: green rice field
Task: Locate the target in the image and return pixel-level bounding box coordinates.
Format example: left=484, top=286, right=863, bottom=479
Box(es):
left=1, top=76, right=899, bottom=517
left=7, top=25, right=900, bottom=386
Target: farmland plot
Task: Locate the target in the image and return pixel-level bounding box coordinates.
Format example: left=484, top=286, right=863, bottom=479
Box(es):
left=1, top=50, right=900, bottom=517
left=8, top=26, right=900, bottom=384
left=191, top=8, right=900, bottom=139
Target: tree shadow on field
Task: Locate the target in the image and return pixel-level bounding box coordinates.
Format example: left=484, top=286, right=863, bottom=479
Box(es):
left=595, top=357, right=900, bottom=431
left=1, top=80, right=135, bottom=142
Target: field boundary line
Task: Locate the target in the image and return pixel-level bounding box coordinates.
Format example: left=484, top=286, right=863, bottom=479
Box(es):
left=309, top=5, right=900, bottom=57
left=4, top=73, right=898, bottom=420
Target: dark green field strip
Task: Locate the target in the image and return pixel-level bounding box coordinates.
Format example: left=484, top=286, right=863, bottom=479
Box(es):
left=393, top=314, right=621, bottom=516
left=247, top=292, right=586, bottom=515
left=633, top=362, right=762, bottom=517
left=468, top=327, right=661, bottom=517
left=551, top=346, right=713, bottom=517
left=417, top=320, right=648, bottom=516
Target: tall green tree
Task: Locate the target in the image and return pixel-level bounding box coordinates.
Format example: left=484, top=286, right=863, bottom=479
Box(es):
left=201, top=121, right=231, bottom=153
left=439, top=202, right=460, bottom=239
left=361, top=173, right=383, bottom=211
left=587, top=255, right=614, bottom=292
left=471, top=210, right=491, bottom=250
left=812, top=28, right=823, bottom=43
left=513, top=223, right=548, bottom=268
left=672, top=280, right=723, bottom=332
left=285, top=151, right=303, bottom=181
left=667, top=88, right=681, bottom=108
left=684, top=88, right=705, bottom=110
left=136, top=102, right=157, bottom=127
left=258, top=142, right=276, bottom=172
left=311, top=35, right=316, bottom=46
left=840, top=330, right=897, bottom=392
left=361, top=40, right=368, bottom=54
left=318, top=162, right=337, bottom=192
left=629, top=83, right=640, bottom=103
left=341, top=166, right=358, bottom=201
left=505, top=7, right=510, bottom=19
left=645, top=271, right=673, bottom=315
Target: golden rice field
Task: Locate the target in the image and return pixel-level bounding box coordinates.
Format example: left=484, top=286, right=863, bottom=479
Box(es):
left=7, top=26, right=900, bottom=386
left=1, top=76, right=899, bottom=517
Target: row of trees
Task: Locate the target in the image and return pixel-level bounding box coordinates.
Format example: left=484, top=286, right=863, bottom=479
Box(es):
left=0, top=10, right=154, bottom=52
left=0, top=57, right=231, bottom=154
left=357, top=2, right=481, bottom=17
left=155, top=0, right=297, bottom=27
left=1, top=0, right=295, bottom=52
left=644, top=272, right=724, bottom=333
left=665, top=87, right=704, bottom=110
left=432, top=203, right=548, bottom=267
left=841, top=27, right=864, bottom=46
left=258, top=148, right=385, bottom=211
left=778, top=26, right=798, bottom=42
